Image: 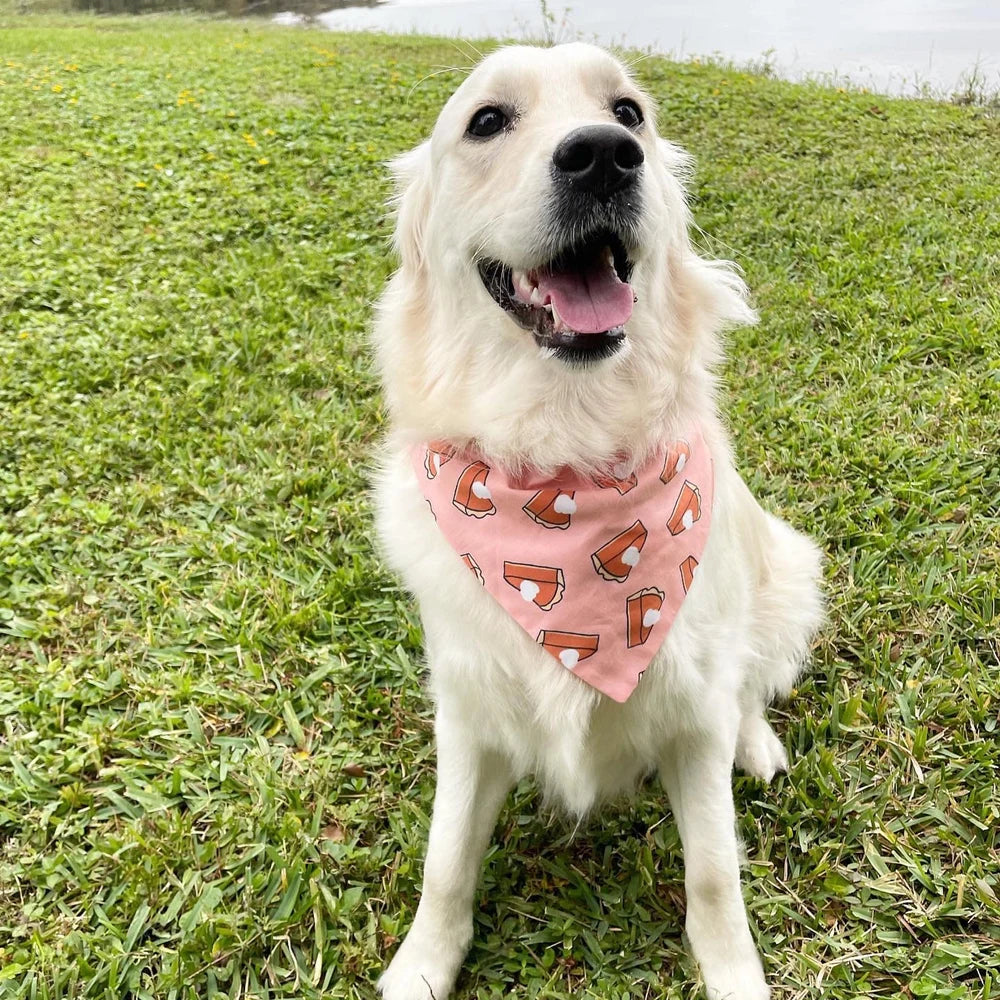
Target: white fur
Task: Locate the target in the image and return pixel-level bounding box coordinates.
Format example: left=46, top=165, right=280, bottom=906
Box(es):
left=372, top=43, right=824, bottom=1000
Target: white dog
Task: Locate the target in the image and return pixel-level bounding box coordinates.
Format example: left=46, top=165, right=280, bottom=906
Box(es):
left=372, top=43, right=824, bottom=1000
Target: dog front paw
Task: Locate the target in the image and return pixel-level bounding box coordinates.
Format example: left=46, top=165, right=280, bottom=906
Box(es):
left=699, top=955, right=770, bottom=1000
left=377, top=927, right=466, bottom=1000
left=735, top=714, right=788, bottom=783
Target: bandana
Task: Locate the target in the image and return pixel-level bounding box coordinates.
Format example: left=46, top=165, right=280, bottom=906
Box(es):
left=411, top=430, right=713, bottom=702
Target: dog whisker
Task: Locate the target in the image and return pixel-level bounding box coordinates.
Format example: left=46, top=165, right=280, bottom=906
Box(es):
left=690, top=221, right=749, bottom=262
left=446, top=37, right=487, bottom=64
left=406, top=65, right=471, bottom=101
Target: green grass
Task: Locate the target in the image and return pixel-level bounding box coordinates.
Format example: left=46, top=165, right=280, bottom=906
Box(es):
left=0, top=14, right=998, bottom=1000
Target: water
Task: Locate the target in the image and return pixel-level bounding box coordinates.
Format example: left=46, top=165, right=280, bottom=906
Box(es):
left=295, top=0, right=1000, bottom=98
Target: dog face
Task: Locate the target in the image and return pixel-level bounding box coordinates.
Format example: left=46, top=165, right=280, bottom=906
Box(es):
left=391, top=43, right=693, bottom=366
left=381, top=44, right=753, bottom=467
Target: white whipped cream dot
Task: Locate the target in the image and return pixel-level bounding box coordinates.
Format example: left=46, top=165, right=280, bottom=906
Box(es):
left=471, top=481, right=492, bottom=500
left=642, top=608, right=661, bottom=628
left=553, top=493, right=576, bottom=515
left=622, top=546, right=641, bottom=567
left=559, top=648, right=579, bottom=668
left=519, top=580, right=540, bottom=602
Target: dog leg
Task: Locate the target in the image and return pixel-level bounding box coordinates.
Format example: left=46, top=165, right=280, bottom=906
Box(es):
left=378, top=718, right=513, bottom=1000
left=661, top=734, right=770, bottom=1000
left=735, top=711, right=788, bottom=783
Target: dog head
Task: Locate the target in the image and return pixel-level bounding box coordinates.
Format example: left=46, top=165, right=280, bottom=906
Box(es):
left=379, top=43, right=754, bottom=464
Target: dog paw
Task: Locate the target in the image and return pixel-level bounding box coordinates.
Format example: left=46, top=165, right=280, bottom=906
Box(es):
left=701, top=959, right=770, bottom=1000
left=377, top=929, right=464, bottom=1000
left=735, top=714, right=787, bottom=783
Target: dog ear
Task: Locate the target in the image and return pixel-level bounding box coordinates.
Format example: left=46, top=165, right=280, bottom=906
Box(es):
left=389, top=141, right=433, bottom=274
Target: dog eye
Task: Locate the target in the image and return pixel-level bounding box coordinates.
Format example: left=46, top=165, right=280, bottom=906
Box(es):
left=613, top=98, right=644, bottom=129
left=466, top=106, right=509, bottom=139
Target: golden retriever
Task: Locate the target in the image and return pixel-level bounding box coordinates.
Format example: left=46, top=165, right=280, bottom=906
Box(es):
left=372, top=42, right=824, bottom=1000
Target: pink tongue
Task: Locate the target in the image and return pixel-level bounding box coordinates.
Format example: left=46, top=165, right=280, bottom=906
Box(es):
left=536, top=256, right=633, bottom=334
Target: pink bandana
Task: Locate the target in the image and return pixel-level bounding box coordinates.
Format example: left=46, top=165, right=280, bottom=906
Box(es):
left=411, top=430, right=713, bottom=702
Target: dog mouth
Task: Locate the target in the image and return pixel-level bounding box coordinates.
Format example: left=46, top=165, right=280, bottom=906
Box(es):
left=478, top=230, right=635, bottom=363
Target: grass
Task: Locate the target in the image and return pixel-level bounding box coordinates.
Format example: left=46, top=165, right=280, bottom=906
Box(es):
left=0, top=14, right=998, bottom=1000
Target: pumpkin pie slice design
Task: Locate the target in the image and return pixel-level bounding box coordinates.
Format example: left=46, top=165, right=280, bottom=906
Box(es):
left=593, top=469, right=638, bottom=495
left=424, top=442, right=454, bottom=480
left=460, top=552, right=485, bottom=585
left=591, top=520, right=647, bottom=582
left=536, top=630, right=599, bottom=669
left=503, top=561, right=565, bottom=611
left=679, top=555, right=698, bottom=593
left=522, top=489, right=576, bottom=529
left=660, top=440, right=691, bottom=485
left=626, top=587, right=665, bottom=648
left=666, top=481, right=701, bottom=535
left=452, top=461, right=496, bottom=518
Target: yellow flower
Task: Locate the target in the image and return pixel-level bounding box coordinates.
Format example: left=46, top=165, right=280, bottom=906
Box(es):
left=51, top=83, right=63, bottom=92
left=258, top=157, right=269, bottom=165
left=135, top=180, right=147, bottom=189
left=19, top=331, right=29, bottom=339
left=154, top=163, right=163, bottom=171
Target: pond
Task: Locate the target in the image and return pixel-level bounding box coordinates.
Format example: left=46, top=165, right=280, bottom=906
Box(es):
left=300, top=0, right=1000, bottom=97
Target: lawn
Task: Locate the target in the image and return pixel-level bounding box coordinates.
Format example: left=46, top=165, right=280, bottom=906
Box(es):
left=0, top=14, right=998, bottom=1000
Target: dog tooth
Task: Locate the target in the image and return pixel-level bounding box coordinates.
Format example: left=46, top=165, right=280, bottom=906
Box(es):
left=532, top=288, right=545, bottom=307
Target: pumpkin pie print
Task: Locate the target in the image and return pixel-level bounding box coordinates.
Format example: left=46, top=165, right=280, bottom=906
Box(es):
left=679, top=555, right=698, bottom=593
left=591, top=520, right=647, bottom=583
left=522, top=489, right=576, bottom=529
left=503, top=561, right=565, bottom=611
left=660, top=439, right=690, bottom=485
left=666, top=481, right=701, bottom=535
left=536, top=629, right=599, bottom=669
left=626, top=587, right=665, bottom=648
left=593, top=465, right=638, bottom=495
left=460, top=552, right=485, bottom=585
left=424, top=442, right=454, bottom=480
left=452, top=461, right=496, bottom=518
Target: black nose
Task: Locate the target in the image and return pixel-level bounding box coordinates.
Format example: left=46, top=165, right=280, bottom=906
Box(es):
left=552, top=125, right=644, bottom=198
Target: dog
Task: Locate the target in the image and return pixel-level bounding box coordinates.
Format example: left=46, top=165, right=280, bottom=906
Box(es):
left=371, top=42, right=824, bottom=1000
